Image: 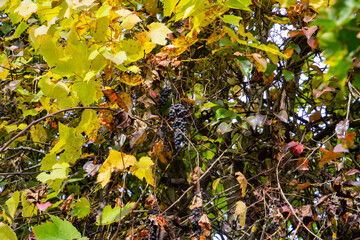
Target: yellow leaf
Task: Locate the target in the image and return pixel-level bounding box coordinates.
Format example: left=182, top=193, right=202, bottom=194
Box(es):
left=212, top=178, right=221, bottom=190
left=147, top=22, right=172, bottom=45
left=30, top=124, right=48, bottom=145
left=15, top=0, right=37, bottom=18
left=235, top=172, right=247, bottom=197
left=97, top=150, right=136, bottom=187
left=75, top=109, right=100, bottom=141
left=121, top=14, right=142, bottom=29
left=132, top=157, right=155, bottom=186
left=119, top=74, right=143, bottom=86
left=235, top=201, right=247, bottom=228
left=97, top=161, right=113, bottom=188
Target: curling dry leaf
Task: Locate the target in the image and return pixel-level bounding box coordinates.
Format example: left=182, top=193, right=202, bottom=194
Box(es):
left=319, top=148, right=344, bottom=168
left=235, top=172, right=247, bottom=197
left=235, top=201, right=247, bottom=228
left=198, top=214, right=211, bottom=237
left=189, top=193, right=203, bottom=210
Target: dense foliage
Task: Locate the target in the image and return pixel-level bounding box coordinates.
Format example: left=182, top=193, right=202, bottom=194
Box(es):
left=1, top=0, right=360, bottom=239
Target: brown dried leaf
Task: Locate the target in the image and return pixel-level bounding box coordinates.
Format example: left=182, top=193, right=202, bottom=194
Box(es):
left=138, top=94, right=156, bottom=108
left=189, top=193, right=202, bottom=210
left=235, top=172, right=247, bottom=197
left=198, top=214, right=211, bottom=237
left=145, top=194, right=157, bottom=209
left=130, top=129, right=147, bottom=149
left=309, top=111, right=321, bottom=122
left=60, top=193, right=74, bottom=212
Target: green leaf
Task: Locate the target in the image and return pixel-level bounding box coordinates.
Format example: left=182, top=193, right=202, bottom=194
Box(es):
left=75, top=109, right=100, bottom=141
left=36, top=162, right=69, bottom=183
left=277, top=0, right=297, bottom=8
left=224, top=0, right=252, bottom=11
left=283, top=70, right=295, bottom=82
left=215, top=108, right=234, bottom=120
left=32, top=215, right=85, bottom=240
left=10, top=21, right=28, bottom=39
left=49, top=123, right=85, bottom=164
left=72, top=78, right=103, bottom=106
left=97, top=202, right=136, bottom=225
left=71, top=197, right=90, bottom=218
left=221, top=15, right=242, bottom=26
left=5, top=191, right=20, bottom=223
left=30, top=124, right=48, bottom=145
left=96, top=5, right=112, bottom=18
left=163, top=0, right=180, bottom=17
left=0, top=223, right=17, bottom=240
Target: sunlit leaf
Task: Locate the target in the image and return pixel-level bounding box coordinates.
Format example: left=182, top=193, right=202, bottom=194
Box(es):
left=32, top=215, right=85, bottom=240
left=0, top=223, right=17, bottom=240
left=147, top=22, right=172, bottom=45
left=96, top=202, right=136, bottom=225
left=131, top=156, right=155, bottom=186
left=14, top=0, right=37, bottom=18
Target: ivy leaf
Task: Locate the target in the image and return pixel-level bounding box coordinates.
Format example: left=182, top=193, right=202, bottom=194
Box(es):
left=32, top=215, right=85, bottom=240
left=0, top=223, right=17, bottom=240
left=14, top=0, right=37, bottom=18
left=147, top=22, right=172, bottom=45
left=97, top=202, right=136, bottom=225
left=131, top=157, right=155, bottom=186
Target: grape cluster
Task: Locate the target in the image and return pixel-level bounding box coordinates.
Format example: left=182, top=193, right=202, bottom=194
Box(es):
left=160, top=124, right=170, bottom=151
left=192, top=207, right=203, bottom=236
left=85, top=215, right=96, bottom=238
left=147, top=203, right=160, bottom=215
left=169, top=103, right=188, bottom=152
left=159, top=87, right=172, bottom=107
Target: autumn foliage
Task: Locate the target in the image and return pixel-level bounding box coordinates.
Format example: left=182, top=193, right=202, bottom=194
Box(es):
left=1, top=0, right=360, bottom=239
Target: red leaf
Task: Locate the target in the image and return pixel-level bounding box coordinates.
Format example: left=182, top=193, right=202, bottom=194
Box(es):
left=345, top=169, right=360, bottom=176
left=284, top=142, right=304, bottom=156
left=342, top=132, right=356, bottom=148
left=297, top=158, right=309, bottom=171
left=302, top=26, right=318, bottom=39
left=307, top=37, right=318, bottom=50
left=297, top=182, right=310, bottom=190
left=313, top=89, right=323, bottom=99
left=37, top=202, right=52, bottom=211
